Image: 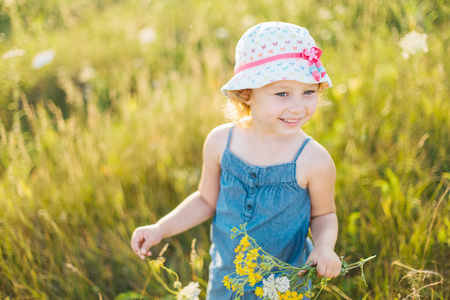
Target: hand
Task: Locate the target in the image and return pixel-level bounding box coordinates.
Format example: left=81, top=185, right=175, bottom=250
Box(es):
left=299, top=244, right=341, bottom=278
left=130, top=224, right=163, bottom=260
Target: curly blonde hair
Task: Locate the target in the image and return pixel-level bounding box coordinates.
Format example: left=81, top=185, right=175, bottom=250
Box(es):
left=223, top=82, right=328, bottom=122
left=222, top=89, right=252, bottom=122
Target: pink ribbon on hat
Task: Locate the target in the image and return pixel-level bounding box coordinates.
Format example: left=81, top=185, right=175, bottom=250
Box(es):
left=234, top=46, right=327, bottom=82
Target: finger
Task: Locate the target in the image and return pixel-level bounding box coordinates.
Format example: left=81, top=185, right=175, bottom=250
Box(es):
left=130, top=233, right=143, bottom=255
left=141, top=248, right=152, bottom=257
left=316, top=264, right=327, bottom=277
left=334, top=265, right=342, bottom=278
left=140, top=238, right=155, bottom=258
left=327, top=266, right=340, bottom=278
left=329, top=261, right=341, bottom=278
left=298, top=260, right=317, bottom=276
left=131, top=232, right=149, bottom=260
left=333, top=269, right=340, bottom=278
left=306, top=259, right=317, bottom=266
left=299, top=259, right=316, bottom=276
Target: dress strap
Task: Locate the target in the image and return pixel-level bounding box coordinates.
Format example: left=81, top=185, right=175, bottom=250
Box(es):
left=293, top=137, right=312, bottom=162
left=226, top=124, right=235, bottom=148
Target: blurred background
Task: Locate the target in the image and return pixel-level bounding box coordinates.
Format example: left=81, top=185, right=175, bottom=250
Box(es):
left=0, top=0, right=448, bottom=299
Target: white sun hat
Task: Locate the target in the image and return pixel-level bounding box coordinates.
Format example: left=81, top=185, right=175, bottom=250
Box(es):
left=221, top=22, right=332, bottom=96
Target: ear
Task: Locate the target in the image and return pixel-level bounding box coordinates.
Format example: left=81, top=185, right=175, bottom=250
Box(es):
left=239, top=89, right=253, bottom=104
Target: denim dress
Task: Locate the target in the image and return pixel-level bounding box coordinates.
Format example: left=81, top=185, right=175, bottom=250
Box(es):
left=206, top=125, right=314, bottom=300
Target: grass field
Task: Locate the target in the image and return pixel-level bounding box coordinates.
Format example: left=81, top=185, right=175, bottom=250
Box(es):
left=0, top=0, right=449, bottom=299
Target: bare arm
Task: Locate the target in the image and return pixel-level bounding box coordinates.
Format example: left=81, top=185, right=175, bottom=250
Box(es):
left=309, top=152, right=338, bottom=253
left=156, top=191, right=216, bottom=237
left=130, top=126, right=226, bottom=259
left=310, top=212, right=338, bottom=252
left=301, top=143, right=341, bottom=277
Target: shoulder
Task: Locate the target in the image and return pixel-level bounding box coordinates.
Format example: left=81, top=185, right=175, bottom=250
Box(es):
left=301, top=139, right=337, bottom=216
left=298, top=139, right=336, bottom=181
left=203, top=123, right=233, bottom=163
left=204, top=123, right=233, bottom=149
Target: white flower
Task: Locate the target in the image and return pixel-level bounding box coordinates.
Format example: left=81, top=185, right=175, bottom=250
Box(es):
left=262, top=274, right=291, bottom=299
left=32, top=50, right=55, bottom=69
left=176, top=282, right=201, bottom=300
left=275, top=276, right=290, bottom=293
left=398, top=30, right=429, bottom=59
left=2, top=49, right=26, bottom=59
left=263, top=274, right=279, bottom=300
left=173, top=281, right=182, bottom=289
left=138, top=27, right=157, bottom=45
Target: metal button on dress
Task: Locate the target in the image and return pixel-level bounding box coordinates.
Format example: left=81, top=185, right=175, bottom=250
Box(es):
left=250, top=172, right=257, bottom=178
left=246, top=204, right=252, bottom=210
left=249, top=188, right=254, bottom=194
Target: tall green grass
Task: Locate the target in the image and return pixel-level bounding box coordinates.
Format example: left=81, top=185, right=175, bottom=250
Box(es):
left=0, top=0, right=448, bottom=299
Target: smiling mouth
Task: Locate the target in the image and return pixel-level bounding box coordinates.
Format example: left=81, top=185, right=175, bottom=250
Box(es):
left=280, top=118, right=301, bottom=124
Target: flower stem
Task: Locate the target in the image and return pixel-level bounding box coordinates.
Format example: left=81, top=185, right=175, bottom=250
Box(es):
left=146, top=259, right=178, bottom=295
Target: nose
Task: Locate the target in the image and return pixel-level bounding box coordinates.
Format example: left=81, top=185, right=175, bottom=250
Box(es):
left=288, top=97, right=305, bottom=114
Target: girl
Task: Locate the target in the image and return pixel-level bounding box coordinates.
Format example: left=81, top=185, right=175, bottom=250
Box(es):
left=131, top=22, right=341, bottom=299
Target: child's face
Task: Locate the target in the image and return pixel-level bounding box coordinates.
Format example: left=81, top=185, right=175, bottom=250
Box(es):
left=248, top=80, right=319, bottom=135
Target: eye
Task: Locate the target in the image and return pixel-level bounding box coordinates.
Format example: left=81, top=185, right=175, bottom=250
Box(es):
left=303, top=90, right=316, bottom=95
left=275, top=92, right=288, bottom=97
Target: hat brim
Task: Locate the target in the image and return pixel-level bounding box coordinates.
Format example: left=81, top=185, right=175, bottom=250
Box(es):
left=221, top=57, right=332, bottom=96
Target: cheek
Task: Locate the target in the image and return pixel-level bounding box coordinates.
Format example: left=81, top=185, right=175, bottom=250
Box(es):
left=306, top=101, right=318, bottom=114
left=250, top=99, right=281, bottom=113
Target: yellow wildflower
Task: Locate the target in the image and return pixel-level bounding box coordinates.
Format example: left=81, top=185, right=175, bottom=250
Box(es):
left=223, top=276, right=231, bottom=290
left=244, top=262, right=257, bottom=274
left=152, top=257, right=165, bottom=268
left=255, top=287, right=264, bottom=298
left=248, top=272, right=263, bottom=287
left=243, top=265, right=254, bottom=275
left=279, top=290, right=304, bottom=300
left=245, top=259, right=257, bottom=269
left=234, top=252, right=244, bottom=265
left=236, top=266, right=246, bottom=276
left=246, top=248, right=260, bottom=261
left=235, top=244, right=242, bottom=253
left=239, top=236, right=251, bottom=251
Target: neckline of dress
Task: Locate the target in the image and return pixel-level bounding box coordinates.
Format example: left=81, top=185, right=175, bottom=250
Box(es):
left=224, top=148, right=296, bottom=169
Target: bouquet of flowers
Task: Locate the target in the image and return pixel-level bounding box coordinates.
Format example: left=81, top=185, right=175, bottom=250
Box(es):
left=223, top=223, right=376, bottom=300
